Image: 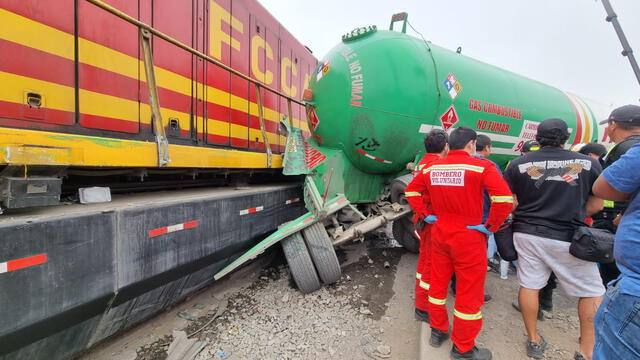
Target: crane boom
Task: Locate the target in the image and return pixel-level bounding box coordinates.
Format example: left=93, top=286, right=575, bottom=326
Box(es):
left=601, top=0, right=640, bottom=94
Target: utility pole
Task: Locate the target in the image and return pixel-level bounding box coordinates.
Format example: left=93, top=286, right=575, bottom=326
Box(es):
left=601, top=0, right=640, bottom=93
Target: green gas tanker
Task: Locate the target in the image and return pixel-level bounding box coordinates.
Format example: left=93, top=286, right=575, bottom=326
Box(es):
left=305, top=17, right=609, bottom=175
left=216, top=13, right=611, bottom=294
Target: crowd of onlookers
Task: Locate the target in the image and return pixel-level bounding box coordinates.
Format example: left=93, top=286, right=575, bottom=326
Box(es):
left=406, top=104, right=640, bottom=360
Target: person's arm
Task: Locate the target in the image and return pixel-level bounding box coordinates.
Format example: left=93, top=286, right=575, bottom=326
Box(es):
left=593, top=143, right=640, bottom=201
left=503, top=161, right=519, bottom=211
left=404, top=169, right=431, bottom=219
left=593, top=175, right=631, bottom=201
left=585, top=195, right=604, bottom=216
left=482, top=163, right=514, bottom=232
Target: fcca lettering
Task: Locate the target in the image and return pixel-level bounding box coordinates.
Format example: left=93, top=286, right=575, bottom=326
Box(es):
left=209, top=0, right=309, bottom=94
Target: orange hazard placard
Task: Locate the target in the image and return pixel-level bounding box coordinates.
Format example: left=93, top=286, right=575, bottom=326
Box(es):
left=440, top=105, right=459, bottom=131
left=308, top=107, right=320, bottom=131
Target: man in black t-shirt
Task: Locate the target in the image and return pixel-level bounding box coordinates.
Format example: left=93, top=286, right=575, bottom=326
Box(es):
left=504, top=118, right=605, bottom=360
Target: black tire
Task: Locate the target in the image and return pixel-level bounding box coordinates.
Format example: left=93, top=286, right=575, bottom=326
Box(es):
left=302, top=222, right=342, bottom=284
left=390, top=174, right=414, bottom=204
left=282, top=232, right=321, bottom=293
left=392, top=218, right=420, bottom=253
left=390, top=174, right=420, bottom=253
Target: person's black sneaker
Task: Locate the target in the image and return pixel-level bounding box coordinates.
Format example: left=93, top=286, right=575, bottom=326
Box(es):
left=574, top=352, right=587, bottom=360
left=430, top=328, right=450, bottom=348
left=450, top=345, right=492, bottom=360
left=415, top=308, right=430, bottom=323
left=539, top=282, right=554, bottom=311
left=539, top=300, right=553, bottom=312
left=488, top=259, right=500, bottom=274
left=511, top=301, right=544, bottom=321
left=526, top=335, right=548, bottom=359
left=484, top=294, right=492, bottom=303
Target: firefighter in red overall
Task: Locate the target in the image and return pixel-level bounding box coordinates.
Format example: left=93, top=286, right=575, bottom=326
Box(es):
left=405, top=129, right=449, bottom=323
left=412, top=127, right=513, bottom=360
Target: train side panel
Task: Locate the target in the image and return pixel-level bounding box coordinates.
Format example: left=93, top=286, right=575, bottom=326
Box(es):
left=0, top=1, right=75, bottom=128
left=0, top=0, right=317, bottom=169
left=151, top=0, right=195, bottom=142
left=77, top=0, right=142, bottom=134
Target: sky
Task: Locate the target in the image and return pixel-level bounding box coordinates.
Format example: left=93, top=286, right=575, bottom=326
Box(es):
left=258, top=0, right=640, bottom=109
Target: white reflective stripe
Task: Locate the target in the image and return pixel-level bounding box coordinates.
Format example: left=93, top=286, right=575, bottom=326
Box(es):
left=491, top=147, right=518, bottom=155
left=453, top=309, right=482, bottom=320
left=239, top=206, right=264, bottom=215
left=416, top=272, right=422, bottom=279
left=405, top=191, right=422, bottom=197
left=428, top=296, right=446, bottom=305
left=424, top=124, right=520, bottom=144
left=476, top=131, right=519, bottom=144
left=419, top=281, right=430, bottom=290
left=490, top=196, right=514, bottom=203
left=0, top=262, right=6, bottom=274
left=429, top=164, right=484, bottom=171
left=166, top=224, right=184, bottom=233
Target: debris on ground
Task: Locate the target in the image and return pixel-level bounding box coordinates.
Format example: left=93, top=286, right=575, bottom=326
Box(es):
left=188, top=247, right=404, bottom=360
left=176, top=311, right=197, bottom=322
left=112, top=236, right=587, bottom=360
left=187, top=299, right=229, bottom=338
left=166, top=331, right=206, bottom=360
left=135, top=335, right=172, bottom=360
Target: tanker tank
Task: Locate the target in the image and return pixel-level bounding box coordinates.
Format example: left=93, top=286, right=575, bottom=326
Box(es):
left=305, top=21, right=609, bottom=173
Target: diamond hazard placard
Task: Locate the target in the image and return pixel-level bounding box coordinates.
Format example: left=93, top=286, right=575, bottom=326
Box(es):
left=308, top=107, right=320, bottom=131
left=443, top=73, right=463, bottom=100
left=439, top=105, right=459, bottom=131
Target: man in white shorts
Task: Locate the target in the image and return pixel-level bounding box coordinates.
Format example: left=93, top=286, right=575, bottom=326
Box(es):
left=504, top=118, right=605, bottom=360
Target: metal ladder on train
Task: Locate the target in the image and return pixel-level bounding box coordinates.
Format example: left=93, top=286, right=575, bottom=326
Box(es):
left=97, top=0, right=304, bottom=168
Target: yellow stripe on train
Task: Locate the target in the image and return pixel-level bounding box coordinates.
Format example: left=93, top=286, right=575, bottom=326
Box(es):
left=0, top=8, right=310, bottom=133
left=0, top=71, right=282, bottom=145
left=0, top=127, right=283, bottom=168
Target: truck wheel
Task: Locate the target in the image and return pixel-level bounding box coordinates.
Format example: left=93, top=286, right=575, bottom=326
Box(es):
left=390, top=174, right=420, bottom=253
left=392, top=218, right=420, bottom=253
left=390, top=173, right=414, bottom=204
left=282, top=232, right=321, bottom=293
left=302, top=222, right=342, bottom=284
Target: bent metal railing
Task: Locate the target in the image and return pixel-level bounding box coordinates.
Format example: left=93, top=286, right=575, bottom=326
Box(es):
left=86, top=0, right=306, bottom=168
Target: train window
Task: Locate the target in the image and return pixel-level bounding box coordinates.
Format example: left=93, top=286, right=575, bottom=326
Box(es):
left=167, top=118, right=182, bottom=137
left=26, top=93, right=42, bottom=108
